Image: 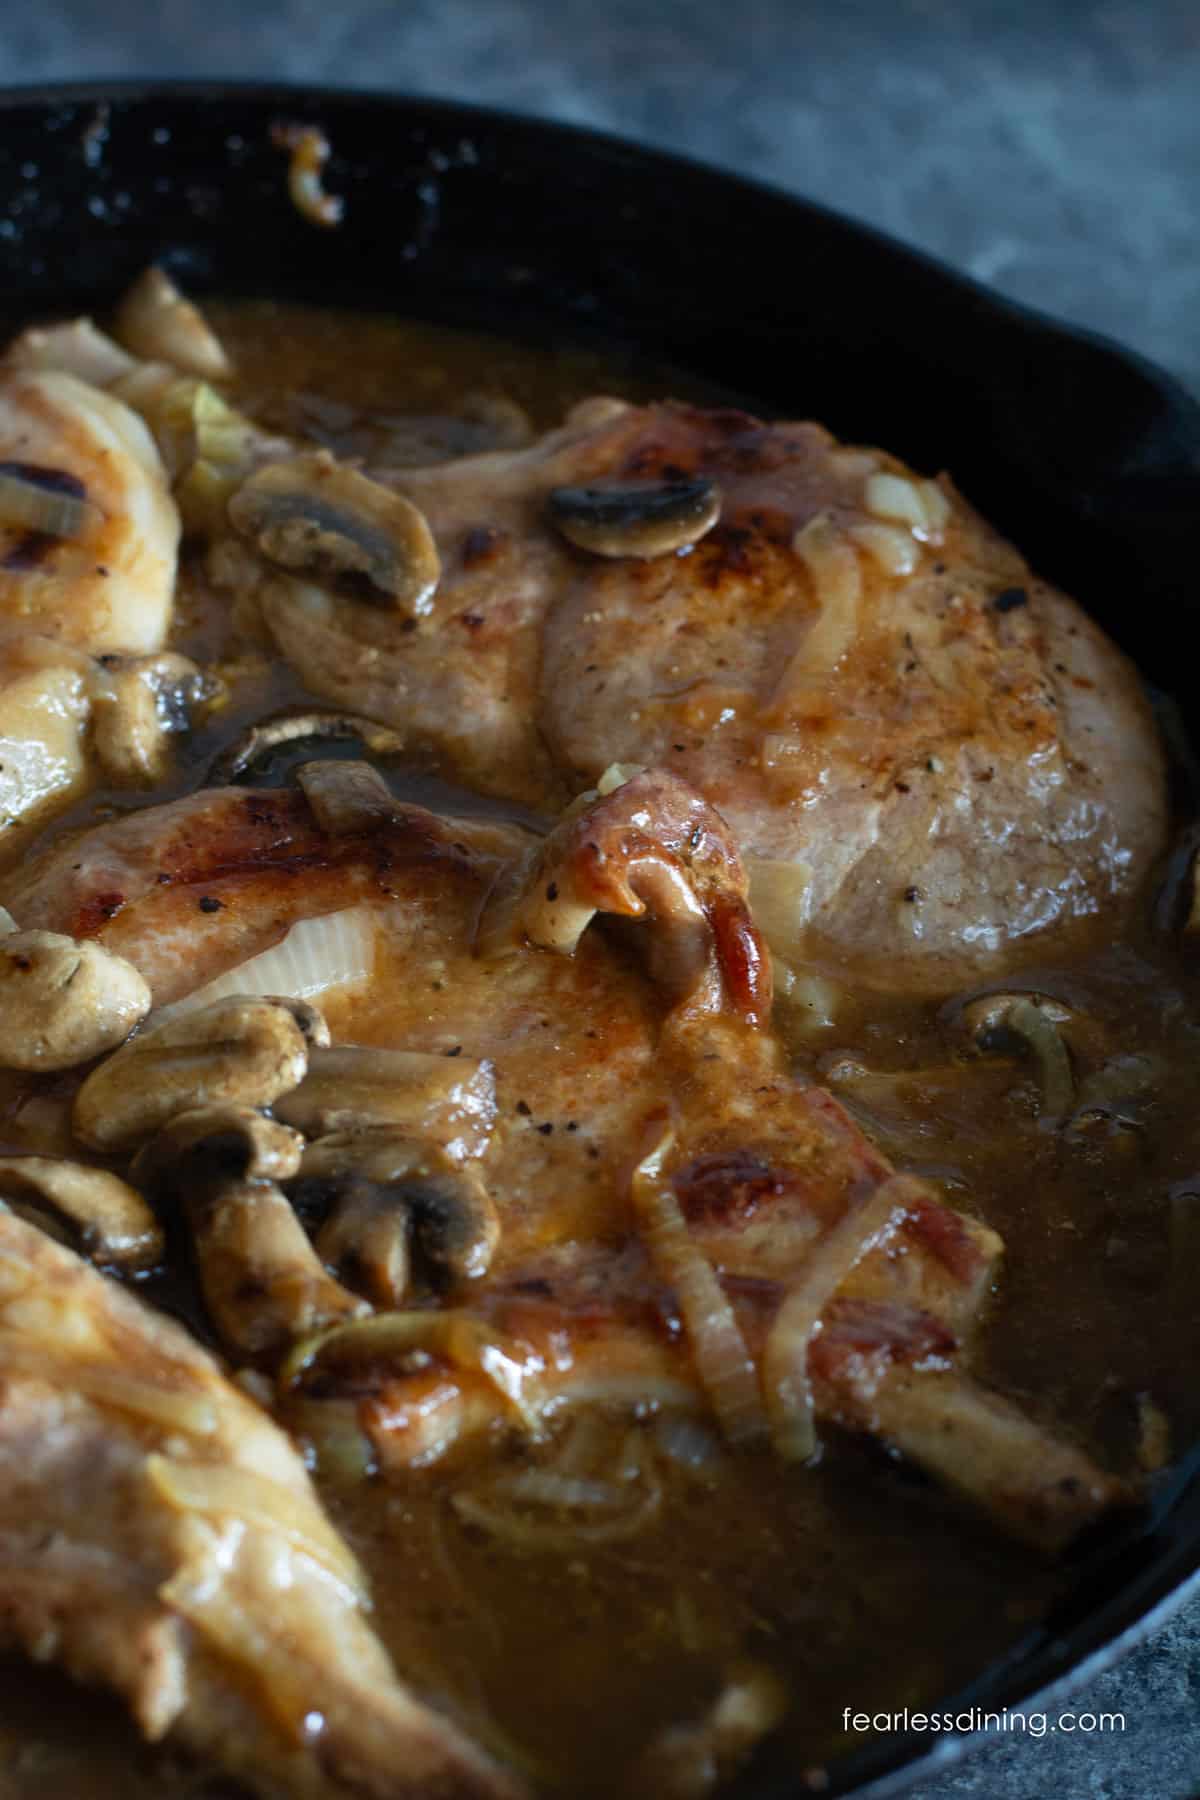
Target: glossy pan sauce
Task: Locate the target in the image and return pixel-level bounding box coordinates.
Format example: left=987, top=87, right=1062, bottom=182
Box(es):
left=1, top=301, right=1197, bottom=1799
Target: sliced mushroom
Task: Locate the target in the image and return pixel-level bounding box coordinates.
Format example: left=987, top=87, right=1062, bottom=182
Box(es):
left=113, top=266, right=232, bottom=381
left=0, top=931, right=151, bottom=1072
left=132, top=1103, right=305, bottom=1193
left=280, top=1309, right=539, bottom=1436
left=207, top=709, right=405, bottom=784
left=134, top=1103, right=362, bottom=1360
left=296, top=759, right=398, bottom=835
left=288, top=1129, right=499, bottom=1305
left=274, top=1047, right=497, bottom=1161
left=952, top=991, right=1075, bottom=1117
left=89, top=651, right=219, bottom=784
left=188, top=1177, right=368, bottom=1360
left=73, top=995, right=314, bottom=1153
left=228, top=451, right=441, bottom=614
left=547, top=477, right=721, bottom=558
left=0, top=1155, right=162, bottom=1270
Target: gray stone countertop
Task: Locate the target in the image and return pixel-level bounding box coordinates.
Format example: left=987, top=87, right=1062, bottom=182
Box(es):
left=2, top=4, right=1199, bottom=1798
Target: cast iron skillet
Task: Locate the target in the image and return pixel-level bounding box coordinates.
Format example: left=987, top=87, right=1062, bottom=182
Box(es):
left=1, top=79, right=1198, bottom=1800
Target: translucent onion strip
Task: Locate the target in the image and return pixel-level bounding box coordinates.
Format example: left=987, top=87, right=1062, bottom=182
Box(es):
left=631, top=1127, right=767, bottom=1447
left=163, top=907, right=375, bottom=1019
left=161, top=1560, right=321, bottom=1744
left=451, top=1471, right=663, bottom=1550
left=0, top=469, right=95, bottom=540
left=847, top=520, right=921, bottom=576
left=0, top=1348, right=217, bottom=1437
left=146, top=1454, right=367, bottom=1601
left=863, top=472, right=950, bottom=544
left=762, top=1173, right=916, bottom=1462
left=789, top=513, right=862, bottom=672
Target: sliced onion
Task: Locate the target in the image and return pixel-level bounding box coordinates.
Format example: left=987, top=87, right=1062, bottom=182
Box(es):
left=163, top=907, right=375, bottom=1019
left=0, top=469, right=94, bottom=540
left=653, top=1412, right=722, bottom=1474
left=631, top=1127, right=767, bottom=1447
left=161, top=1555, right=324, bottom=1743
left=146, top=1453, right=366, bottom=1601
left=0, top=906, right=17, bottom=936
left=847, top=520, right=921, bottom=576
left=499, top=1470, right=627, bottom=1509
left=596, top=761, right=646, bottom=795
left=777, top=969, right=842, bottom=1034
left=114, top=266, right=231, bottom=381
left=451, top=1474, right=662, bottom=1550
left=864, top=472, right=927, bottom=529
left=745, top=858, right=814, bottom=961
left=762, top=1173, right=915, bottom=1462
left=863, top=472, right=949, bottom=544
left=789, top=513, right=861, bottom=671
left=0, top=1348, right=217, bottom=1437
left=281, top=1309, right=544, bottom=1437
left=916, top=479, right=951, bottom=533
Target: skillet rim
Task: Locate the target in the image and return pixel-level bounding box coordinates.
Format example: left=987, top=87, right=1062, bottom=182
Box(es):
left=0, top=75, right=1197, bottom=1800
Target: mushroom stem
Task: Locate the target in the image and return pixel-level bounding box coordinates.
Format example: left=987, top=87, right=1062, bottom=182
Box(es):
left=73, top=996, right=316, bottom=1153
left=288, top=1129, right=500, bottom=1306
left=190, top=1177, right=368, bottom=1361
left=0, top=1156, right=162, bottom=1271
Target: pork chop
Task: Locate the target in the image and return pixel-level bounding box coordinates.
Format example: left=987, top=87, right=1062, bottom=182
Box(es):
left=220, top=399, right=1166, bottom=991
left=0, top=1210, right=521, bottom=1800
left=2, top=768, right=1128, bottom=1547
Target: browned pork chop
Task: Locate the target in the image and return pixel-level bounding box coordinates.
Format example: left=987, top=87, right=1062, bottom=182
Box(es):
left=2, top=769, right=1127, bottom=1548
left=0, top=1210, right=522, bottom=1800
left=221, top=399, right=1166, bottom=991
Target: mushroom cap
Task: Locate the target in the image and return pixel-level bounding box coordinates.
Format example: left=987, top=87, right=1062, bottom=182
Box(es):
left=228, top=451, right=441, bottom=615
left=132, top=1103, right=305, bottom=1196
left=0, top=1154, right=162, bottom=1270
left=0, top=929, right=151, bottom=1072
left=73, top=995, right=313, bottom=1153
left=547, top=477, right=721, bottom=559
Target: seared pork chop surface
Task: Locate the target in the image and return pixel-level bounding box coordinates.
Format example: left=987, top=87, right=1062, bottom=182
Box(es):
left=0, top=1211, right=520, bottom=1800
left=210, top=398, right=1167, bottom=990
left=2, top=767, right=1126, bottom=1549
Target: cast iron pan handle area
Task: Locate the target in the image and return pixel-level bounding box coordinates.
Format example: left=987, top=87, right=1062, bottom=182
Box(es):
left=1, top=80, right=1199, bottom=1800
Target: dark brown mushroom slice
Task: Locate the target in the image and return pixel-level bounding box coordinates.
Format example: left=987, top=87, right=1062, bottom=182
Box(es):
left=0, top=1156, right=162, bottom=1272
left=207, top=709, right=406, bottom=785
left=310, top=1176, right=412, bottom=1309
left=191, top=1177, right=369, bottom=1360
left=297, top=759, right=399, bottom=835
left=228, top=450, right=440, bottom=614
left=288, top=1130, right=499, bottom=1306
left=131, top=1103, right=305, bottom=1194
left=547, top=476, right=721, bottom=559
left=133, top=1105, right=364, bottom=1361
